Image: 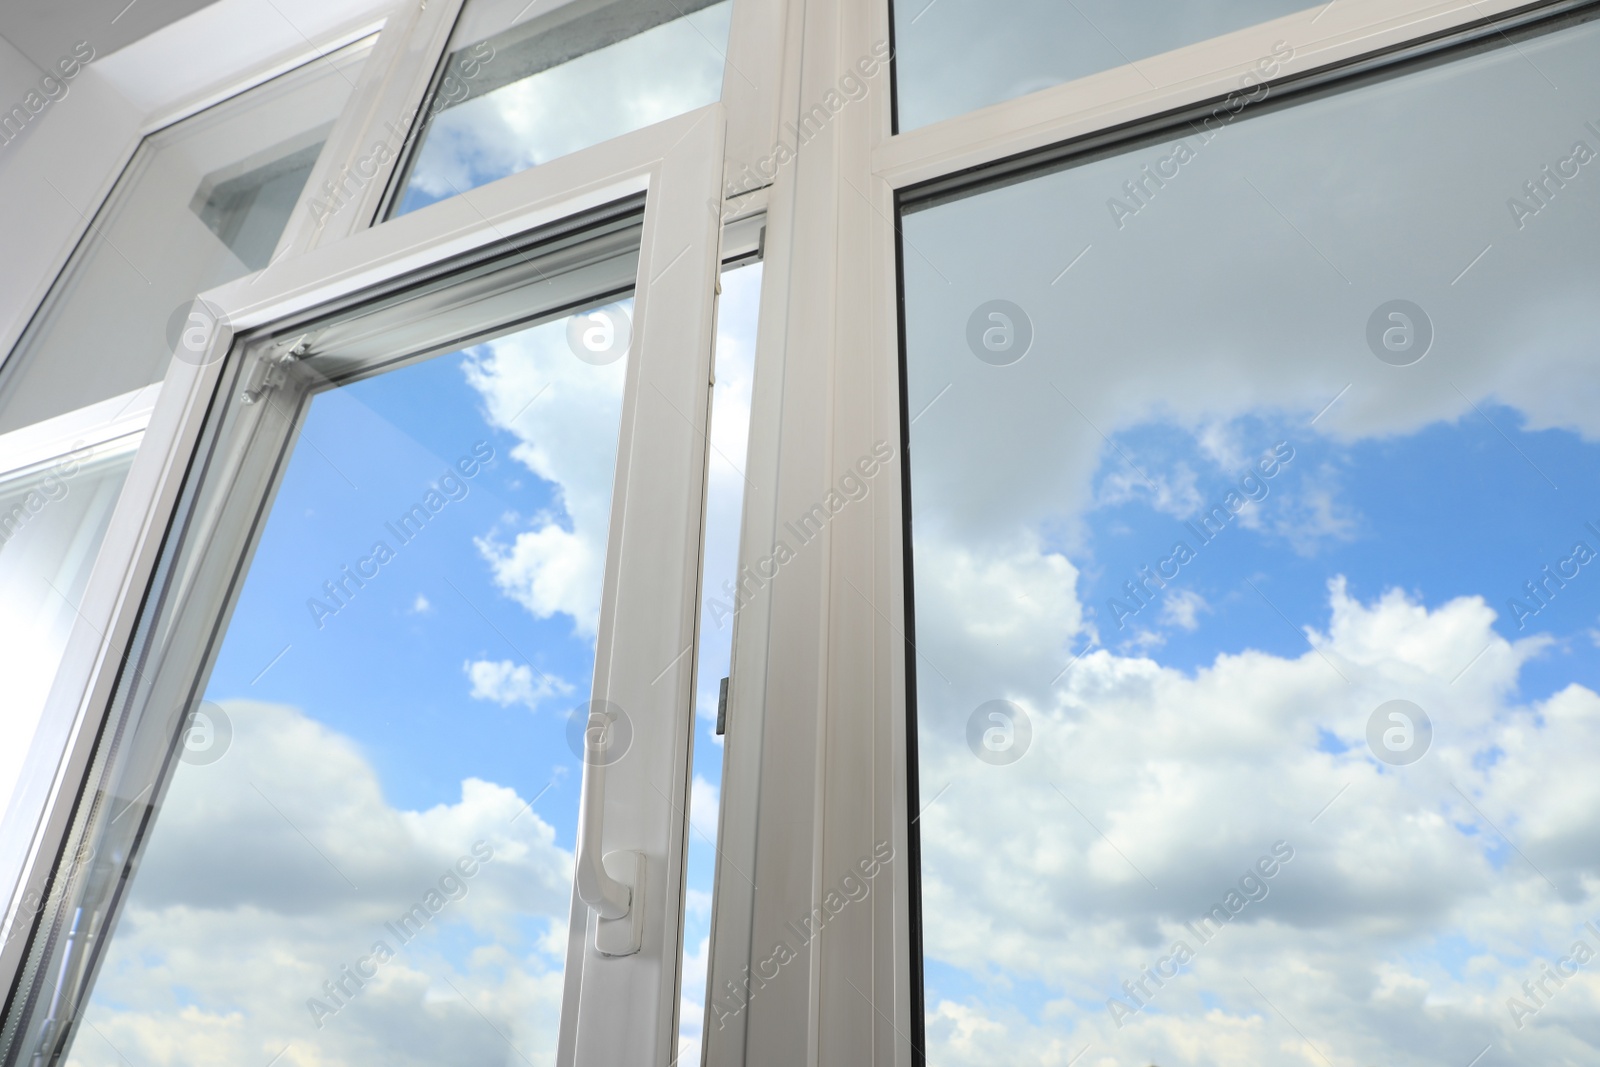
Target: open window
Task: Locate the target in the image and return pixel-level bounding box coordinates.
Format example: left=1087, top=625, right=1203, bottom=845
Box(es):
left=12, top=0, right=1591, bottom=1064
left=0, top=103, right=725, bottom=1067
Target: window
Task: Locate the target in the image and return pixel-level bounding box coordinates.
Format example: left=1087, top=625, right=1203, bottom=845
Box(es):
left=7, top=2, right=1598, bottom=1066
left=901, top=9, right=1600, bottom=1064
left=0, top=93, right=725, bottom=1064
left=67, top=236, right=638, bottom=1067
left=385, top=0, right=733, bottom=216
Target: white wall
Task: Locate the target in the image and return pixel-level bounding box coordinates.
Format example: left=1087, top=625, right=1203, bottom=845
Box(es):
left=0, top=0, right=392, bottom=366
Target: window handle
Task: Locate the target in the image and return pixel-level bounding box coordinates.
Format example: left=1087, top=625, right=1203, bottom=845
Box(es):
left=574, top=706, right=644, bottom=956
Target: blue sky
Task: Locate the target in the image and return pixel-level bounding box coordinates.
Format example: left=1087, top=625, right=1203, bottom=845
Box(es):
left=1076, top=408, right=1600, bottom=696
left=208, top=338, right=592, bottom=841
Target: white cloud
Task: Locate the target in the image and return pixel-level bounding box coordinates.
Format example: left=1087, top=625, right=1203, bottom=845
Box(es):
left=1125, top=627, right=1165, bottom=651
left=910, top=536, right=1600, bottom=1065
left=1195, top=420, right=1252, bottom=474
left=463, top=658, right=570, bottom=711
left=911, top=527, right=1091, bottom=698
left=684, top=887, right=713, bottom=921
left=925, top=1000, right=1007, bottom=1061
left=696, top=683, right=723, bottom=723
left=461, top=314, right=629, bottom=638
left=69, top=701, right=574, bottom=1067
left=690, top=774, right=720, bottom=844
left=1266, top=466, right=1361, bottom=557
left=1095, top=459, right=1203, bottom=521
left=896, top=49, right=1600, bottom=1052
left=408, top=7, right=729, bottom=202
left=477, top=523, right=607, bottom=636
left=708, top=317, right=755, bottom=499
left=410, top=593, right=431, bottom=614
left=678, top=933, right=711, bottom=1061
left=1158, top=589, right=1208, bottom=631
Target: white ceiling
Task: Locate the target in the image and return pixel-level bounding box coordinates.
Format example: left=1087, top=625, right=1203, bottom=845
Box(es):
left=0, top=0, right=222, bottom=71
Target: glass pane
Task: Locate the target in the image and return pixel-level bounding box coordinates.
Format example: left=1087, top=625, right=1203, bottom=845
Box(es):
left=903, top=14, right=1600, bottom=1066
left=388, top=0, right=731, bottom=218
left=61, top=298, right=633, bottom=1067
left=892, top=0, right=1312, bottom=131
left=0, top=441, right=137, bottom=833
left=0, top=45, right=368, bottom=435
left=679, top=261, right=761, bottom=1061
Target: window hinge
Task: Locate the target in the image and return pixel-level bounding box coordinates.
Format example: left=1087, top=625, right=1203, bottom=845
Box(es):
left=239, top=335, right=314, bottom=405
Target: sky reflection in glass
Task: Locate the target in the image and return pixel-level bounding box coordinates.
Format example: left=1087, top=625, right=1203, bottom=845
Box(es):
left=391, top=0, right=731, bottom=217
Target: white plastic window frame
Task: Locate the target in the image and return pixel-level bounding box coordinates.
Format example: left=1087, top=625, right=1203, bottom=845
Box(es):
left=0, top=32, right=386, bottom=918
left=708, top=2, right=1595, bottom=1067
left=0, top=0, right=788, bottom=926
left=0, top=387, right=159, bottom=480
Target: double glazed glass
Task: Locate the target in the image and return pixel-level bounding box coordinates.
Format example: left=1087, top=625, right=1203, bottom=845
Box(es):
left=387, top=0, right=732, bottom=217
left=0, top=42, right=368, bottom=434
left=903, top=13, right=1600, bottom=1065
left=891, top=0, right=1313, bottom=131
left=1, top=216, right=647, bottom=1067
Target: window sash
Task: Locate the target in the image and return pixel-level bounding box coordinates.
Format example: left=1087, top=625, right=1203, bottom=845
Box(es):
left=0, top=104, right=725, bottom=1067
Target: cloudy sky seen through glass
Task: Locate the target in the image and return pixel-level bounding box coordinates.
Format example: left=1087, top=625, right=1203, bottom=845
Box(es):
left=904, top=15, right=1600, bottom=1065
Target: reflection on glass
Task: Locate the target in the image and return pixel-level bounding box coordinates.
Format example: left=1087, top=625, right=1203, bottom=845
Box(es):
left=678, top=262, right=761, bottom=1061
left=903, top=16, right=1600, bottom=1066
left=0, top=45, right=366, bottom=435
left=190, top=135, right=327, bottom=271
left=64, top=301, right=633, bottom=1067
left=891, top=0, right=1311, bottom=131
left=388, top=0, right=731, bottom=217
left=0, top=441, right=136, bottom=829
